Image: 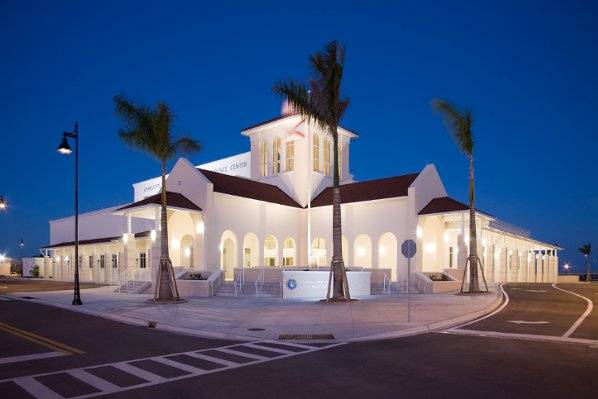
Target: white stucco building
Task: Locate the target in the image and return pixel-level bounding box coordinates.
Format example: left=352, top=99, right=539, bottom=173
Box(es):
left=40, top=106, right=560, bottom=292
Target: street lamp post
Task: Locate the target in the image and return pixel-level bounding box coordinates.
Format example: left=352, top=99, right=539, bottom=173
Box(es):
left=58, top=122, right=82, bottom=305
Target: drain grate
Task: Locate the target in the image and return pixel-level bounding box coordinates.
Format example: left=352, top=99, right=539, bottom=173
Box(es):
left=279, top=334, right=335, bottom=340
left=247, top=328, right=266, bottom=331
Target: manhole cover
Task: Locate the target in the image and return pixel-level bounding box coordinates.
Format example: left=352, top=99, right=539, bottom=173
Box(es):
left=247, top=328, right=266, bottom=331
left=279, top=334, right=335, bottom=340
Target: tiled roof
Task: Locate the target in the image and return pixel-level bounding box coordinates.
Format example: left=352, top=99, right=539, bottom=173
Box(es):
left=42, top=231, right=151, bottom=249
left=198, top=169, right=303, bottom=208
left=418, top=197, right=491, bottom=216
left=116, top=192, right=201, bottom=212
left=311, top=173, right=419, bottom=207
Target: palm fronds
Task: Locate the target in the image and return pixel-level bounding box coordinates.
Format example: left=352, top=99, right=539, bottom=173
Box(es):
left=432, top=99, right=473, bottom=156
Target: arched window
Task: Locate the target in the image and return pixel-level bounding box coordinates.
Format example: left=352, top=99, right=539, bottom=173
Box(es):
left=323, top=137, right=331, bottom=175
left=311, top=237, right=327, bottom=267
left=286, top=140, right=294, bottom=172
left=312, top=135, right=320, bottom=172
left=259, top=139, right=267, bottom=177
left=273, top=137, right=281, bottom=174
left=264, top=235, right=278, bottom=267
left=283, top=237, right=295, bottom=266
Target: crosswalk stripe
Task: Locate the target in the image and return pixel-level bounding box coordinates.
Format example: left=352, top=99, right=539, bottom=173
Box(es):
left=186, top=352, right=239, bottom=367
left=112, top=362, right=166, bottom=384
left=242, top=343, right=294, bottom=355
left=151, top=357, right=207, bottom=374
left=216, top=347, right=268, bottom=361
left=262, top=340, right=316, bottom=350
left=0, top=340, right=347, bottom=399
left=13, top=376, right=63, bottom=399
left=68, top=369, right=120, bottom=393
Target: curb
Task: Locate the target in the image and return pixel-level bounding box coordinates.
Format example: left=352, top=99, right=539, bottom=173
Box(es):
left=344, top=287, right=505, bottom=342
left=8, top=288, right=504, bottom=344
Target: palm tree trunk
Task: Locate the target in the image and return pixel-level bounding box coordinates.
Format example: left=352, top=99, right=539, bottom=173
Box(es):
left=468, top=155, right=480, bottom=292
left=330, top=125, right=348, bottom=300
left=155, top=161, right=178, bottom=301
left=586, top=256, right=591, bottom=282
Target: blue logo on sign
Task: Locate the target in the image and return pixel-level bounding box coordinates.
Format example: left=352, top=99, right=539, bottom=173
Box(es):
left=287, top=279, right=297, bottom=290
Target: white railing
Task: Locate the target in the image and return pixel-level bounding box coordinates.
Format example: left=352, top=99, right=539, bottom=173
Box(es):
left=255, top=269, right=265, bottom=297
left=233, top=268, right=245, bottom=297
left=115, top=267, right=152, bottom=294
left=382, top=272, right=391, bottom=294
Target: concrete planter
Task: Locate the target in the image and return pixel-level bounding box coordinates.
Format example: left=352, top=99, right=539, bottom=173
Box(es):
left=177, top=270, right=223, bottom=297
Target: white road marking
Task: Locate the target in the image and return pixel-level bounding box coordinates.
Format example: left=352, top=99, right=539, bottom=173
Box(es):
left=0, top=296, right=11, bottom=301
left=216, top=347, right=269, bottom=361
left=525, top=289, right=547, bottom=293
left=67, top=369, right=120, bottom=393
left=13, top=376, right=63, bottom=399
left=243, top=343, right=295, bottom=355
left=448, top=283, right=509, bottom=330
left=0, top=351, right=65, bottom=365
left=186, top=352, right=239, bottom=367
left=112, top=362, right=166, bottom=383
left=0, top=340, right=345, bottom=399
left=551, top=283, right=593, bottom=338
left=507, top=320, right=550, bottom=325
left=443, top=328, right=598, bottom=346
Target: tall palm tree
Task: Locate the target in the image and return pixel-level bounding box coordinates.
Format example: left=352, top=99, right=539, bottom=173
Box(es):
left=114, top=95, right=201, bottom=302
left=432, top=99, right=486, bottom=293
left=273, top=41, right=351, bottom=301
left=579, top=243, right=592, bottom=282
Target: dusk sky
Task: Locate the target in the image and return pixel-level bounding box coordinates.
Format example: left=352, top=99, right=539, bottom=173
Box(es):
left=0, top=1, right=596, bottom=271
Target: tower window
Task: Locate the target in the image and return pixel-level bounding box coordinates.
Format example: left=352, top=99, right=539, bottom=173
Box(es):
left=313, top=135, right=320, bottom=172
left=273, top=137, right=281, bottom=174
left=286, top=140, right=294, bottom=172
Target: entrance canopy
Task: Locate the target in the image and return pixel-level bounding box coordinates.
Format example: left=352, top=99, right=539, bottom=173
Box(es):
left=113, top=191, right=202, bottom=219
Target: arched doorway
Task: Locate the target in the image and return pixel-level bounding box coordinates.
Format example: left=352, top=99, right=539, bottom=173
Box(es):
left=422, top=216, right=442, bottom=272
left=283, top=237, right=296, bottom=266
left=180, top=234, right=194, bottom=268
left=354, top=234, right=372, bottom=268
left=342, top=236, right=349, bottom=265
left=311, top=237, right=327, bottom=267
left=242, top=233, right=259, bottom=267
left=220, top=230, right=237, bottom=280
left=378, top=232, right=398, bottom=280
left=263, top=235, right=278, bottom=267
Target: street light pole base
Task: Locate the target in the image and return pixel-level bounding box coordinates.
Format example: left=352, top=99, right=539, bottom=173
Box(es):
left=72, top=298, right=82, bottom=306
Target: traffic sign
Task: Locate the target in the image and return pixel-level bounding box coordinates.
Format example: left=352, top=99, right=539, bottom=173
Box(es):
left=401, top=239, right=417, bottom=259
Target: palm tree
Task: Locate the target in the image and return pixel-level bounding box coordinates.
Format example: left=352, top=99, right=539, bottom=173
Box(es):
left=114, top=95, right=201, bottom=302
left=432, top=99, right=486, bottom=293
left=579, top=243, right=592, bottom=282
left=273, top=41, right=351, bottom=301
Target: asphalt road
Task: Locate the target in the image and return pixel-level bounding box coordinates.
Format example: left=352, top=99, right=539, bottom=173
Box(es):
left=0, top=282, right=597, bottom=398
left=0, top=277, right=104, bottom=293
left=454, top=283, right=598, bottom=340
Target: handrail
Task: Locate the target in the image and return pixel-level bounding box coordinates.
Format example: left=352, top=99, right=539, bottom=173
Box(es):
left=255, top=269, right=265, bottom=297
left=382, top=272, right=391, bottom=294
left=234, top=268, right=245, bottom=297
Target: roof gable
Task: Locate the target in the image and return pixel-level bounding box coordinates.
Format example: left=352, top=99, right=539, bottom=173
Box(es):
left=116, top=192, right=202, bottom=212
left=198, top=169, right=302, bottom=208
left=311, top=173, right=419, bottom=207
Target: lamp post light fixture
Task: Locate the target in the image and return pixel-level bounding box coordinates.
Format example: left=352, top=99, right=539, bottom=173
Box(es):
left=0, top=196, right=6, bottom=210
left=57, top=122, right=82, bottom=306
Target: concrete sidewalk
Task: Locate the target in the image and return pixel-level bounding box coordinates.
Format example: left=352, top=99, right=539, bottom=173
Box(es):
left=9, top=286, right=503, bottom=342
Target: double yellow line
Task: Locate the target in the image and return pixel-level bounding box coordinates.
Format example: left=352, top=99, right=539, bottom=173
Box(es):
left=0, top=321, right=84, bottom=355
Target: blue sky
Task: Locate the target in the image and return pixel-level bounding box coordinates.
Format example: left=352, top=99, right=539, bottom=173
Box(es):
left=0, top=0, right=596, bottom=271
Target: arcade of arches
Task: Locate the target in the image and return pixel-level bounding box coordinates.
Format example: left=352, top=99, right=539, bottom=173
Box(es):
left=219, top=230, right=399, bottom=280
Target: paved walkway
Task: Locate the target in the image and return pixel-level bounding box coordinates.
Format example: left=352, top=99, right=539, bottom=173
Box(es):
left=9, top=286, right=502, bottom=341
